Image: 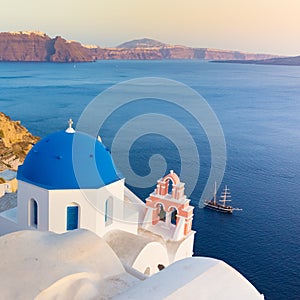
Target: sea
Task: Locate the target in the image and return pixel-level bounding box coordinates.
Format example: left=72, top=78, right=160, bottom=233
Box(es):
left=1, top=60, right=300, bottom=300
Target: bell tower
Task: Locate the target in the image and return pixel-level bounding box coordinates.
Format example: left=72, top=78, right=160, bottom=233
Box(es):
left=142, top=170, right=194, bottom=241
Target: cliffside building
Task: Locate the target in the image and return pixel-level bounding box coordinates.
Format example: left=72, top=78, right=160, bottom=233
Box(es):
left=0, top=120, right=264, bottom=299
left=0, top=170, right=17, bottom=198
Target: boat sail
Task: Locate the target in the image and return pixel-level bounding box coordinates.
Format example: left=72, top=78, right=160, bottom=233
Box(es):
left=204, top=183, right=242, bottom=213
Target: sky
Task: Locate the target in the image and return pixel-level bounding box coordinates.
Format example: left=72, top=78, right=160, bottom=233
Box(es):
left=1, top=0, right=300, bottom=56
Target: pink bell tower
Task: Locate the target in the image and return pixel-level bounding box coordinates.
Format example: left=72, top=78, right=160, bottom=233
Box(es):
left=142, top=170, right=194, bottom=241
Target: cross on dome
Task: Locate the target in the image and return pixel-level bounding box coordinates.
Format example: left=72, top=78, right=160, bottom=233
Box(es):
left=65, top=118, right=75, bottom=133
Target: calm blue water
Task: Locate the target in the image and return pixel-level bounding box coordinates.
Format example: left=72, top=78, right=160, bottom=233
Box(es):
left=1, top=61, right=300, bottom=300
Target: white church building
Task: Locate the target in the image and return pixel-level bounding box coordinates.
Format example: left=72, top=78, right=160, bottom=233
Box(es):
left=0, top=120, right=195, bottom=275
left=0, top=120, right=264, bottom=299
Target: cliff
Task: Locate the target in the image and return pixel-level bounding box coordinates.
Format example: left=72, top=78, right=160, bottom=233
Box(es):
left=0, top=32, right=278, bottom=62
left=0, top=31, right=95, bottom=62
left=91, top=39, right=277, bottom=61
left=0, top=112, right=39, bottom=171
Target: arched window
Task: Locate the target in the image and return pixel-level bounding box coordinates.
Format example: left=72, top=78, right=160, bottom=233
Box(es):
left=171, top=208, right=177, bottom=225
left=29, top=199, right=38, bottom=228
left=158, top=203, right=166, bottom=222
left=66, top=203, right=79, bottom=230
left=105, top=197, right=113, bottom=226
left=167, top=179, right=173, bottom=194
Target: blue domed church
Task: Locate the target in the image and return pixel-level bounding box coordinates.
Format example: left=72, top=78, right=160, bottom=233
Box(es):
left=16, top=120, right=133, bottom=235
left=0, top=120, right=196, bottom=275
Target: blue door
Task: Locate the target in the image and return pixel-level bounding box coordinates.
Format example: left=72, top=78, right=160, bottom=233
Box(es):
left=67, top=206, right=78, bottom=230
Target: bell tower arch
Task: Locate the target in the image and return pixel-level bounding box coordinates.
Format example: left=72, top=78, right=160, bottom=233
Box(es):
left=142, top=170, right=194, bottom=241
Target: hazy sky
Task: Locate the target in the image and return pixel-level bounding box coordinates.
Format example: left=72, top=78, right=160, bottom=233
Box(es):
left=1, top=0, right=299, bottom=55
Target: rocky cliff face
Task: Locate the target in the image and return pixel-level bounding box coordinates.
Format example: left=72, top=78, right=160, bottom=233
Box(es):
left=0, top=112, right=39, bottom=171
left=0, top=32, right=278, bottom=62
left=49, top=36, right=95, bottom=62
left=0, top=31, right=95, bottom=62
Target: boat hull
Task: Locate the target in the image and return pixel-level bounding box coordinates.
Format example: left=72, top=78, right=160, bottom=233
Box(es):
left=204, top=201, right=233, bottom=213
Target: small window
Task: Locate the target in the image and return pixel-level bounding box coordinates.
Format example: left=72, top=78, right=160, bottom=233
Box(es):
left=29, top=199, right=38, bottom=228
left=67, top=205, right=79, bottom=230
left=105, top=197, right=113, bottom=226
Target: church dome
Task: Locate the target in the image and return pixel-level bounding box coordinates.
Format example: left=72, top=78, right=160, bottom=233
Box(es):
left=17, top=128, right=122, bottom=190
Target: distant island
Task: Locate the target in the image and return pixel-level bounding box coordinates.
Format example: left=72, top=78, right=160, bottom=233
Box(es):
left=0, top=31, right=280, bottom=63
left=213, top=55, right=300, bottom=66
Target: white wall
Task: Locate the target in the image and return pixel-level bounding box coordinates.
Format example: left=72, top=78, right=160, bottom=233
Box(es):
left=132, top=242, right=169, bottom=275
left=17, top=181, right=49, bottom=231
left=115, top=257, right=265, bottom=300
left=172, top=232, right=195, bottom=262
left=48, top=188, right=97, bottom=234
left=14, top=178, right=141, bottom=238
left=47, top=179, right=139, bottom=236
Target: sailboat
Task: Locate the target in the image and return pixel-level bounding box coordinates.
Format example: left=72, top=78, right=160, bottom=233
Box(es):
left=204, top=183, right=242, bottom=213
